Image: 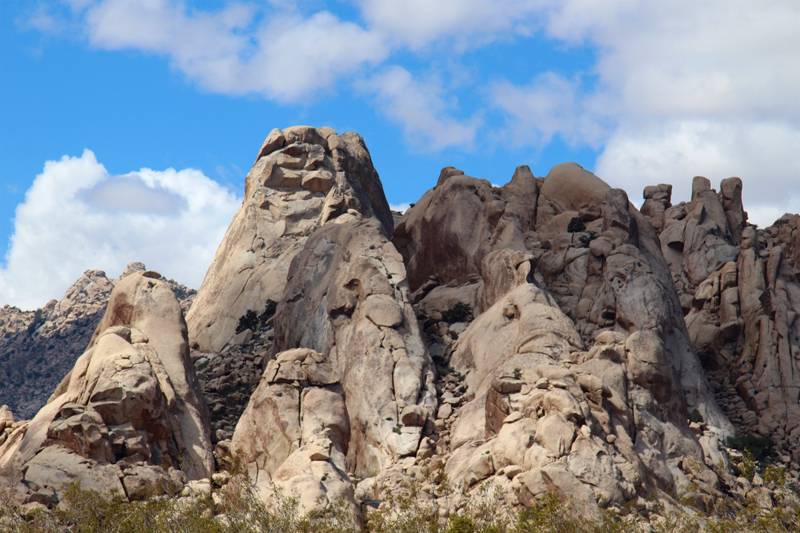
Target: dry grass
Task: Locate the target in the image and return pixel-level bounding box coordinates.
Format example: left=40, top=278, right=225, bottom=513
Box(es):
left=1, top=474, right=799, bottom=532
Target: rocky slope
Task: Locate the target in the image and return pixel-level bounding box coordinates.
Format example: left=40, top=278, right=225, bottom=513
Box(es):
left=0, top=264, right=195, bottom=419
left=186, top=126, right=396, bottom=442
left=3, top=126, right=800, bottom=525
left=0, top=271, right=212, bottom=505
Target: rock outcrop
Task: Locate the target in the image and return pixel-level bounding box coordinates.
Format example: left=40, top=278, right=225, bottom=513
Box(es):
left=214, top=128, right=435, bottom=516
left=379, top=163, right=734, bottom=516
left=187, top=126, right=397, bottom=441
left=5, top=125, right=800, bottom=524
left=657, top=179, right=800, bottom=459
left=0, top=264, right=195, bottom=419
left=0, top=272, right=212, bottom=505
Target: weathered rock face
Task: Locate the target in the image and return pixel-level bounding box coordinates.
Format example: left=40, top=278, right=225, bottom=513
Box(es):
left=395, top=163, right=729, bottom=433
left=187, top=126, right=395, bottom=441
left=231, top=348, right=356, bottom=515
left=224, top=137, right=436, bottom=515
left=187, top=126, right=393, bottom=355
left=437, top=284, right=725, bottom=513
left=0, top=264, right=195, bottom=419
left=394, top=165, right=538, bottom=294
left=659, top=180, right=800, bottom=459
left=270, top=218, right=436, bottom=476
left=0, top=272, right=212, bottom=505
left=378, top=163, right=734, bottom=515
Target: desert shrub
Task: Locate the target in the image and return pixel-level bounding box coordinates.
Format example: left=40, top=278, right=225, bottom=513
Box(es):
left=726, top=434, right=773, bottom=461
left=764, top=465, right=787, bottom=488
left=442, top=303, right=473, bottom=324
left=3, top=471, right=800, bottom=533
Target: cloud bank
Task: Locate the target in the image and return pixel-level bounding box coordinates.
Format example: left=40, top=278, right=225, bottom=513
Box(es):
left=0, top=150, right=240, bottom=309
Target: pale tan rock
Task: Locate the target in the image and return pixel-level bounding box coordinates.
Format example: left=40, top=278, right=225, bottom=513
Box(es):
left=232, top=348, right=357, bottom=518
left=270, top=219, right=436, bottom=474
left=534, top=413, right=576, bottom=457
left=0, top=272, right=213, bottom=505
left=187, top=127, right=393, bottom=354
left=0, top=406, right=13, bottom=431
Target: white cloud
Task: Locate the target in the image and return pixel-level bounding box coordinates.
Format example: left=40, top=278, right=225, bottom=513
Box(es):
left=0, top=150, right=240, bottom=310
left=362, top=66, right=482, bottom=151
left=389, top=203, right=410, bottom=213
left=596, top=119, right=800, bottom=227
left=490, top=0, right=800, bottom=226
left=490, top=72, right=605, bottom=148
left=27, top=0, right=800, bottom=227
left=72, top=0, right=388, bottom=102
left=357, top=0, right=546, bottom=49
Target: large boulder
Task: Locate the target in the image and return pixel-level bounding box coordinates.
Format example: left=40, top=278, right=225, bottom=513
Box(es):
left=394, top=165, right=539, bottom=293
left=231, top=348, right=355, bottom=516
left=187, top=126, right=393, bottom=354
left=0, top=272, right=213, bottom=505
left=0, top=264, right=194, bottom=419
left=232, top=217, right=436, bottom=515
left=186, top=126, right=395, bottom=440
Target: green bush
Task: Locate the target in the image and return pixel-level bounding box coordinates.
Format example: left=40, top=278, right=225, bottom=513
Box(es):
left=2, top=474, right=800, bottom=532
left=726, top=435, right=774, bottom=461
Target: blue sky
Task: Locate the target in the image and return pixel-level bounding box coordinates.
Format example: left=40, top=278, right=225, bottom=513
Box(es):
left=1, top=1, right=799, bottom=308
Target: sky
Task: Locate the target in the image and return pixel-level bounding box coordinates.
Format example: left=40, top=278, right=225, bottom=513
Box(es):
left=1, top=0, right=799, bottom=309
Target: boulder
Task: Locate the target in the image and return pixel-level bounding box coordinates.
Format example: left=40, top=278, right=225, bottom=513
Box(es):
left=271, top=218, right=436, bottom=475
left=0, top=272, right=212, bottom=505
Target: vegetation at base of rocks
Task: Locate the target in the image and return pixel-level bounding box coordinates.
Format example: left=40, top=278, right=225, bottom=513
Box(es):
left=726, top=434, right=774, bottom=462
left=441, top=303, right=473, bottom=324
left=3, top=478, right=800, bottom=533
left=235, top=300, right=277, bottom=335
left=764, top=465, right=788, bottom=488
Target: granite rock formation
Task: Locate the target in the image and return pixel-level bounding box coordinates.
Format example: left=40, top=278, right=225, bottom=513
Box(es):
left=0, top=272, right=212, bottom=505
left=186, top=126, right=396, bottom=442
left=652, top=179, right=800, bottom=461
left=377, top=163, right=733, bottom=516
left=4, top=126, right=800, bottom=523
left=0, top=264, right=194, bottom=419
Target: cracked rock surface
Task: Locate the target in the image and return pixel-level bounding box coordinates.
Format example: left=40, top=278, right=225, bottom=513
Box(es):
left=6, top=127, right=800, bottom=522
left=0, top=264, right=194, bottom=419
left=0, top=272, right=213, bottom=506
left=186, top=126, right=395, bottom=441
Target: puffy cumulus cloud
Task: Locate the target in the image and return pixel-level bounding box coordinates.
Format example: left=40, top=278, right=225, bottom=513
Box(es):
left=71, top=0, right=387, bottom=102
left=362, top=66, right=482, bottom=151
left=596, top=120, right=800, bottom=227
left=357, top=0, right=546, bottom=49
left=491, top=0, right=800, bottom=225
left=0, top=150, right=240, bottom=309
left=490, top=72, right=605, bottom=148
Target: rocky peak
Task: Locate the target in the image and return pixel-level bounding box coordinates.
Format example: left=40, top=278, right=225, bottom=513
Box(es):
left=185, top=127, right=402, bottom=442
left=0, top=271, right=213, bottom=506
left=187, top=125, right=394, bottom=355
left=0, top=265, right=195, bottom=419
